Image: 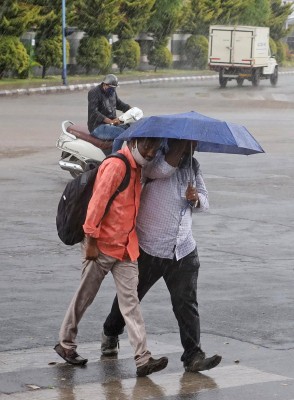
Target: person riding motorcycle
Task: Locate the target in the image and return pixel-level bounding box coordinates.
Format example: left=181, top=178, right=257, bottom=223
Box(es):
left=88, top=74, right=131, bottom=153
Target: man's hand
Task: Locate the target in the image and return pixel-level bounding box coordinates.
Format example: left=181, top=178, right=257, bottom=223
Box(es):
left=85, top=235, right=99, bottom=260
left=186, top=183, right=199, bottom=207
left=112, top=118, right=122, bottom=126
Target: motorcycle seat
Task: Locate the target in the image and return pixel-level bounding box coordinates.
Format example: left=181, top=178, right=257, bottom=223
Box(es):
left=67, top=124, right=112, bottom=150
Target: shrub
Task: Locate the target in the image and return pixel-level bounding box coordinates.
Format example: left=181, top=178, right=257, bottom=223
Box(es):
left=275, top=40, right=287, bottom=64
left=185, top=35, right=208, bottom=69
left=35, top=36, right=64, bottom=78
left=0, top=35, right=29, bottom=79
left=148, top=45, right=173, bottom=72
left=112, top=39, right=140, bottom=73
left=77, top=36, right=111, bottom=75
left=269, top=37, right=277, bottom=56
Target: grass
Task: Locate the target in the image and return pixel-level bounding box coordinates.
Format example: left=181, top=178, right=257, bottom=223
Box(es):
left=0, top=69, right=216, bottom=90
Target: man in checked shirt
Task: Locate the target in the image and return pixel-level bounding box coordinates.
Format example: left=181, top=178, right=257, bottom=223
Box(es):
left=101, top=138, right=222, bottom=373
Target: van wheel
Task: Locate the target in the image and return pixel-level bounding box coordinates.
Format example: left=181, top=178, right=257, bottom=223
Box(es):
left=252, top=68, right=260, bottom=87
left=219, top=69, right=228, bottom=88
left=237, top=78, right=244, bottom=87
left=270, top=67, right=278, bottom=86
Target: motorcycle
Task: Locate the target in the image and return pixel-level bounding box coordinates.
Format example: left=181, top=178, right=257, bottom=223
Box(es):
left=56, top=107, right=143, bottom=178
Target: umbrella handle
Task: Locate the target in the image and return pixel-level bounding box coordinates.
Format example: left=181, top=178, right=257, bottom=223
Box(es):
left=190, top=141, right=193, bottom=185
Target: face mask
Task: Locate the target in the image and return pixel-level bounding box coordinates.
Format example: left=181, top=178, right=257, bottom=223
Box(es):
left=131, top=140, right=150, bottom=166
left=105, top=87, right=115, bottom=96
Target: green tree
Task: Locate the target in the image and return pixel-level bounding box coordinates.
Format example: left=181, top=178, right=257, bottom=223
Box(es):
left=181, top=0, right=221, bottom=36
left=268, top=0, right=293, bottom=40
left=34, top=36, right=66, bottom=78
left=112, top=39, right=140, bottom=73
left=148, top=41, right=173, bottom=71
left=238, top=0, right=270, bottom=26
left=185, top=34, right=208, bottom=69
left=0, top=0, right=39, bottom=77
left=73, top=0, right=122, bottom=37
left=76, top=36, right=111, bottom=74
left=147, top=0, right=183, bottom=44
left=0, top=0, right=39, bottom=36
left=0, top=35, right=29, bottom=78
left=72, top=0, right=122, bottom=74
left=217, top=0, right=247, bottom=25
left=116, top=0, right=155, bottom=40
left=28, top=0, right=75, bottom=78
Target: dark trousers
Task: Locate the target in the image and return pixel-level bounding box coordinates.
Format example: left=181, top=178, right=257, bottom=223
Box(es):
left=103, top=247, right=202, bottom=365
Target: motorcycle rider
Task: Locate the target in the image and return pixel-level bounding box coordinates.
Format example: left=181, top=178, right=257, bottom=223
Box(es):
left=88, top=74, right=131, bottom=153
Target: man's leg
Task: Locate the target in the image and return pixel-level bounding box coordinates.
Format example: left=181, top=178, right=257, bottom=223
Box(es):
left=56, top=252, right=114, bottom=363
left=111, top=258, right=168, bottom=376
left=91, top=125, right=124, bottom=141
left=103, top=250, right=165, bottom=338
left=164, top=249, right=201, bottom=364
left=164, top=248, right=221, bottom=371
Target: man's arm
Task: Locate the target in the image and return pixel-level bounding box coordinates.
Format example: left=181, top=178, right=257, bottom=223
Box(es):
left=88, top=89, right=106, bottom=127
left=116, top=95, right=131, bottom=113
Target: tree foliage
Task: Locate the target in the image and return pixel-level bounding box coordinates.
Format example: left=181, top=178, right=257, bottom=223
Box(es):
left=34, top=36, right=64, bottom=77
left=0, top=35, right=29, bottom=78
left=268, top=0, right=293, bottom=40
left=112, top=38, right=140, bottom=72
left=73, top=0, right=122, bottom=37
left=0, top=0, right=40, bottom=36
left=147, top=0, right=183, bottom=44
left=181, top=0, right=221, bottom=35
left=76, top=36, right=111, bottom=74
left=116, top=0, right=155, bottom=39
left=148, top=43, right=173, bottom=71
left=185, top=34, right=208, bottom=69
left=238, top=0, right=270, bottom=26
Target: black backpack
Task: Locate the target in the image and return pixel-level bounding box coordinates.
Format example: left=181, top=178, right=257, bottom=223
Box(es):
left=56, top=153, right=131, bottom=246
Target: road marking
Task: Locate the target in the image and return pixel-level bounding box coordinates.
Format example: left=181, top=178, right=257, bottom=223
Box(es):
left=271, top=93, right=289, bottom=102
left=0, top=365, right=291, bottom=400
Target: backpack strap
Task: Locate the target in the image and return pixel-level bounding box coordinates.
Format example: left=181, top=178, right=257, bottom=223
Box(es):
left=102, top=152, right=131, bottom=217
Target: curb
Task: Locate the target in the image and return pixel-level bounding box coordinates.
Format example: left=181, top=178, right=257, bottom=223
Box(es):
left=1, top=71, right=294, bottom=97
left=0, top=75, right=218, bottom=97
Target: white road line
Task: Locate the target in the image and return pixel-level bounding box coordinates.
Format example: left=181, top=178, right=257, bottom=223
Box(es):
left=271, top=93, right=289, bottom=102
left=0, top=365, right=291, bottom=400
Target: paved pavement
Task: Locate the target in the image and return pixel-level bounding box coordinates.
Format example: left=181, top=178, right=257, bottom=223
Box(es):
left=1, top=333, right=293, bottom=399
left=0, top=74, right=294, bottom=399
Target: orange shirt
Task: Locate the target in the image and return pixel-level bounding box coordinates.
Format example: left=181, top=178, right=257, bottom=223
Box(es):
left=83, top=146, right=141, bottom=262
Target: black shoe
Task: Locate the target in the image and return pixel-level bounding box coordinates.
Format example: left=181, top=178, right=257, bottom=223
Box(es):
left=136, top=356, right=168, bottom=377
left=54, top=343, right=88, bottom=365
left=185, top=352, right=222, bottom=372
left=101, top=331, right=119, bottom=356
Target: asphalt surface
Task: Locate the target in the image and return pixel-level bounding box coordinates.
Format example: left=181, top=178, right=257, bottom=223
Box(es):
left=0, top=73, right=293, bottom=399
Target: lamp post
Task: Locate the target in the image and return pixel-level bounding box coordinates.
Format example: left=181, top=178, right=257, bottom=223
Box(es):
left=62, top=0, right=67, bottom=85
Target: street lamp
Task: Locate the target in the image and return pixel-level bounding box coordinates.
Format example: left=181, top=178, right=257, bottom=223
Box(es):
left=62, top=0, right=67, bottom=85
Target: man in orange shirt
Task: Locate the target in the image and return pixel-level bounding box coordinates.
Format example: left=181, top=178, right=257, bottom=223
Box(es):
left=54, top=137, right=168, bottom=377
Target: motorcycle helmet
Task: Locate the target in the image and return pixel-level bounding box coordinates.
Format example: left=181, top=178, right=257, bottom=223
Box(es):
left=102, top=74, right=119, bottom=87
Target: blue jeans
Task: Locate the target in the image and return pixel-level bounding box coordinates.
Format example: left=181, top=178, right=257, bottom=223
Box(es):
left=103, top=248, right=202, bottom=365
left=91, top=124, right=129, bottom=153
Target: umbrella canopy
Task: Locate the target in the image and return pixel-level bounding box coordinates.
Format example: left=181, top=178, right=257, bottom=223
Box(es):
left=117, top=111, right=265, bottom=155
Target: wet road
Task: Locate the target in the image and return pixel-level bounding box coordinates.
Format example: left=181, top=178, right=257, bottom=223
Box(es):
left=0, top=74, right=293, bottom=399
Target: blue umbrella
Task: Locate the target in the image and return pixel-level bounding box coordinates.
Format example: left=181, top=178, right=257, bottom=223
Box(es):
left=117, top=111, right=265, bottom=155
